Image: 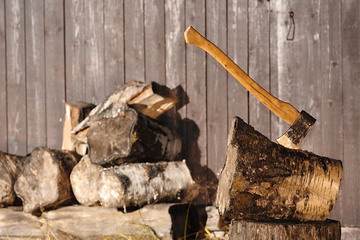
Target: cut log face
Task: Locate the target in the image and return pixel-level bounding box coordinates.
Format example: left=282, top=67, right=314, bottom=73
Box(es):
left=62, top=101, right=95, bottom=153
left=128, top=82, right=178, bottom=119
left=14, top=147, right=79, bottom=213
left=88, top=107, right=181, bottom=165
left=229, top=219, right=341, bottom=240
left=97, top=161, right=198, bottom=208
left=0, top=152, right=27, bottom=207
left=216, top=117, right=343, bottom=221
left=70, top=155, right=103, bottom=206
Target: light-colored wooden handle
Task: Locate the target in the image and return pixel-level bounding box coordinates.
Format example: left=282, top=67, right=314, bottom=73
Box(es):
left=184, top=26, right=300, bottom=125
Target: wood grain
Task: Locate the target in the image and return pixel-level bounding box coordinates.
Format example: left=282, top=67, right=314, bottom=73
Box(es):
left=248, top=0, right=270, bottom=139
left=124, top=0, right=145, bottom=82
left=85, top=0, right=105, bottom=104
left=45, top=0, right=65, bottom=149
left=185, top=0, right=207, bottom=177
left=0, top=0, right=7, bottom=152
left=104, top=0, right=124, bottom=95
left=145, top=0, right=165, bottom=84
left=25, top=0, right=46, bottom=152
left=319, top=0, right=343, bottom=221
left=227, top=0, right=248, bottom=127
left=342, top=0, right=360, bottom=226
left=65, top=0, right=86, bottom=102
left=206, top=0, right=227, bottom=177
left=5, top=0, right=27, bottom=155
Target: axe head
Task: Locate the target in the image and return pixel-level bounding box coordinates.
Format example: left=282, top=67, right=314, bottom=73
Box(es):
left=277, top=111, right=316, bottom=149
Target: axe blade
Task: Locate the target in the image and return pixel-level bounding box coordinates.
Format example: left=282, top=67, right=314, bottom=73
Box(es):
left=277, top=111, right=316, bottom=149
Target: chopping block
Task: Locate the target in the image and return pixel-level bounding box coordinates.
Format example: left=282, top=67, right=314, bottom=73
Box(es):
left=216, top=116, right=343, bottom=222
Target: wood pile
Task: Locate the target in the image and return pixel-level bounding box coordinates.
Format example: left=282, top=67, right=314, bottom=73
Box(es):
left=0, top=81, right=199, bottom=238
left=216, top=116, right=343, bottom=239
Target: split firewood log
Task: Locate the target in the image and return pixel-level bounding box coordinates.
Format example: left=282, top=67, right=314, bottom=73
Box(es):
left=14, top=147, right=80, bottom=214
left=87, top=107, right=181, bottom=165
left=71, top=81, right=177, bottom=134
left=0, top=152, right=27, bottom=207
left=128, top=82, right=178, bottom=119
left=216, top=116, right=343, bottom=221
left=229, top=219, right=341, bottom=240
left=71, top=81, right=148, bottom=134
left=97, top=161, right=198, bottom=209
left=70, top=155, right=102, bottom=206
left=61, top=101, right=95, bottom=155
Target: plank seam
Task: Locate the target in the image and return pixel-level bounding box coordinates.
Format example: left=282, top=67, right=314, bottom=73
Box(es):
left=23, top=0, right=28, bottom=153
left=4, top=0, right=8, bottom=152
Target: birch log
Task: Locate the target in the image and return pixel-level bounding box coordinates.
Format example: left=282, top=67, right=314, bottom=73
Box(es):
left=0, top=152, right=27, bottom=207
left=216, top=117, right=343, bottom=221
left=97, top=161, right=198, bottom=208
left=229, top=219, right=341, bottom=240
left=70, top=155, right=102, bottom=206
left=14, top=147, right=79, bottom=213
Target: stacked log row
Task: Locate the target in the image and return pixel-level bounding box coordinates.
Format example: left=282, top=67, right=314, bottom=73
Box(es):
left=216, top=117, right=343, bottom=239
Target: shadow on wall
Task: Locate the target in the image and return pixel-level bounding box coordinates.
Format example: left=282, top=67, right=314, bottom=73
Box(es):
left=158, top=85, right=219, bottom=205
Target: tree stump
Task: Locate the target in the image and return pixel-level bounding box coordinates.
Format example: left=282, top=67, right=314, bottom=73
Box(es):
left=216, top=117, right=343, bottom=221
left=70, top=155, right=103, bottom=206
left=0, top=152, right=27, bottom=207
left=229, top=219, right=341, bottom=240
left=14, top=147, right=79, bottom=213
left=87, top=107, right=181, bottom=165
left=97, top=161, right=198, bottom=208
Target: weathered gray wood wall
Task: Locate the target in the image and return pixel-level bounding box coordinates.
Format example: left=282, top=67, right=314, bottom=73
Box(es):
left=0, top=0, right=359, bottom=226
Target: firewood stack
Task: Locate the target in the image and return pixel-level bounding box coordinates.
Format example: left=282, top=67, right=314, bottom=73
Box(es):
left=0, top=81, right=198, bottom=216
left=215, top=116, right=343, bottom=240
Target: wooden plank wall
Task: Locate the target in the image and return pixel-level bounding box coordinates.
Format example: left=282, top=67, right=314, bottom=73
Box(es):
left=0, top=0, right=359, bottom=227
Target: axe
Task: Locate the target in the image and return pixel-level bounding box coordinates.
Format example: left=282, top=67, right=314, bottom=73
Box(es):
left=184, top=26, right=315, bottom=149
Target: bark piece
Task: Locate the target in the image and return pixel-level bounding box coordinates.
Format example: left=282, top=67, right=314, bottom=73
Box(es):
left=72, top=81, right=148, bottom=134
left=0, top=152, right=27, bottom=207
left=88, top=107, right=181, bottom=165
left=128, top=82, right=178, bottom=119
left=14, top=147, right=79, bottom=213
left=70, top=155, right=103, bottom=206
left=216, top=117, right=343, bottom=221
left=97, top=161, right=198, bottom=208
left=61, top=101, right=95, bottom=154
left=229, top=219, right=341, bottom=240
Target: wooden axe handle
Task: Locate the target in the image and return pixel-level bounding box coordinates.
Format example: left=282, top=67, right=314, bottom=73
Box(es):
left=184, top=26, right=300, bottom=125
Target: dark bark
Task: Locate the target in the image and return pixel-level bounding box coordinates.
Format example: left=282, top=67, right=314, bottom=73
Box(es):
left=87, top=107, right=181, bottom=165
left=216, top=116, right=343, bottom=221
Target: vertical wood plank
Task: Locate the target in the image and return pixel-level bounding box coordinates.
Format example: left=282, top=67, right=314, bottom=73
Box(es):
left=319, top=0, right=343, bottom=221
left=5, top=0, right=27, bottom=155
left=227, top=0, right=249, bottom=126
left=342, top=0, right=360, bottom=226
left=104, top=0, right=124, bottom=95
left=248, top=0, right=271, bottom=139
left=85, top=0, right=105, bottom=103
left=165, top=0, right=186, bottom=156
left=65, top=0, right=86, bottom=102
left=185, top=0, right=207, bottom=187
left=45, top=0, right=65, bottom=149
left=270, top=0, right=322, bottom=152
left=144, top=0, right=165, bottom=84
left=206, top=0, right=227, bottom=178
left=0, top=0, right=7, bottom=152
left=124, top=0, right=145, bottom=82
left=25, top=0, right=46, bottom=151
